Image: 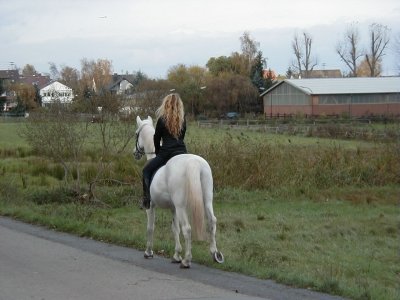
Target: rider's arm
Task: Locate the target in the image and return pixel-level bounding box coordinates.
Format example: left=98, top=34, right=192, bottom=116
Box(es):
left=153, top=118, right=162, bottom=154
left=180, top=117, right=186, bottom=140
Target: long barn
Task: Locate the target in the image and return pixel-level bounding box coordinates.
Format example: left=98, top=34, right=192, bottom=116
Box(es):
left=260, top=77, right=400, bottom=117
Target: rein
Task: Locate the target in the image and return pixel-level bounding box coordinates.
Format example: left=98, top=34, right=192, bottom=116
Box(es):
left=135, top=123, right=155, bottom=158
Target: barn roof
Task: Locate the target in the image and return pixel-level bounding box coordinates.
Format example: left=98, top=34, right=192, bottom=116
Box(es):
left=261, top=77, right=400, bottom=96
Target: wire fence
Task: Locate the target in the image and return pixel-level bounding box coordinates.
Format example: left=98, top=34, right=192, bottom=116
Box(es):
left=197, top=119, right=400, bottom=141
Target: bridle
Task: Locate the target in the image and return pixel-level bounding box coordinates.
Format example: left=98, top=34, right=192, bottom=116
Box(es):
left=134, top=123, right=155, bottom=160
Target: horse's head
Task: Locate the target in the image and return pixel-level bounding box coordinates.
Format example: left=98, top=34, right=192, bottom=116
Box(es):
left=134, top=116, right=155, bottom=160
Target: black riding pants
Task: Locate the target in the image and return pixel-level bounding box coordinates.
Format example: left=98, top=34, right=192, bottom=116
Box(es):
left=142, top=155, right=168, bottom=199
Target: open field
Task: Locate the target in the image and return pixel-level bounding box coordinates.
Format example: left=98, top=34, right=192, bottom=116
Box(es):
left=0, top=119, right=399, bottom=300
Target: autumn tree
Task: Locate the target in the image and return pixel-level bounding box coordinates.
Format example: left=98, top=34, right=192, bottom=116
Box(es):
left=22, top=64, right=38, bottom=76
left=11, top=82, right=38, bottom=111
left=357, top=57, right=382, bottom=77
left=134, top=78, right=173, bottom=117
left=291, top=32, right=318, bottom=78
left=60, top=65, right=80, bottom=92
left=336, top=23, right=364, bottom=77
left=365, top=23, right=390, bottom=77
left=204, top=73, right=259, bottom=116
left=228, top=52, right=248, bottom=76
left=206, top=56, right=234, bottom=76
left=167, top=64, right=208, bottom=115
left=80, top=58, right=113, bottom=95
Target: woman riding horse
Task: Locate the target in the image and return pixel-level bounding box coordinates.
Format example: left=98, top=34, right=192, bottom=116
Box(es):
left=142, top=93, right=187, bottom=209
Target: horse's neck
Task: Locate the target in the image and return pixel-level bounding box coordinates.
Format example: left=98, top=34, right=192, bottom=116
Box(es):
left=142, top=125, right=156, bottom=160
left=146, top=153, right=156, bottom=160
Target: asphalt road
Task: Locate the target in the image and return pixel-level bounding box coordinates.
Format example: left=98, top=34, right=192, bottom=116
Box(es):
left=0, top=217, right=345, bottom=300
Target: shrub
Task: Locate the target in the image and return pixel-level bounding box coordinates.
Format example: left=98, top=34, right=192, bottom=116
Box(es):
left=28, top=187, right=78, bottom=205
left=191, top=134, right=400, bottom=190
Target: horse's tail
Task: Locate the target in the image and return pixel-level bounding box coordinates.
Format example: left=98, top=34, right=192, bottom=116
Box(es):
left=186, top=159, right=206, bottom=241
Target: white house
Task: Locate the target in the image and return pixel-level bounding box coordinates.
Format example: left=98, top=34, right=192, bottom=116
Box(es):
left=109, top=78, right=134, bottom=95
left=40, top=81, right=74, bottom=106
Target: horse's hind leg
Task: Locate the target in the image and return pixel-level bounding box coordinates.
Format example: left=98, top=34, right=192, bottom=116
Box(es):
left=204, top=201, right=218, bottom=255
left=144, top=208, right=155, bottom=258
left=204, top=186, right=224, bottom=264
left=205, top=202, right=224, bottom=263
left=176, top=208, right=192, bottom=268
left=171, top=213, right=182, bottom=263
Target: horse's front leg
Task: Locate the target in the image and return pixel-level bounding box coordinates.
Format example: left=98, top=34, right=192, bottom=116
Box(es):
left=171, top=213, right=182, bottom=263
left=144, top=207, right=155, bottom=258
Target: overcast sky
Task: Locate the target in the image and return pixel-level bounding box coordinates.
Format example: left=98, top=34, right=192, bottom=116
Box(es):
left=1, top=0, right=399, bottom=78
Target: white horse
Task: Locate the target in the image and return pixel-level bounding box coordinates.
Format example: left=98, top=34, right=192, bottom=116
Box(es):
left=134, top=116, right=224, bottom=268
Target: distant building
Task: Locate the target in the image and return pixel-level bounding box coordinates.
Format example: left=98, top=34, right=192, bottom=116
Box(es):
left=0, top=70, right=19, bottom=111
left=0, top=69, right=19, bottom=84
left=40, top=81, right=74, bottom=106
left=260, top=77, right=400, bottom=117
left=109, top=76, right=134, bottom=95
left=19, top=74, right=51, bottom=88
left=303, top=69, right=342, bottom=78
left=0, top=69, right=51, bottom=111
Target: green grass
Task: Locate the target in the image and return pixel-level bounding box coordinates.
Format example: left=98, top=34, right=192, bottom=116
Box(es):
left=0, top=121, right=28, bottom=148
left=0, top=185, right=398, bottom=300
left=0, top=119, right=399, bottom=300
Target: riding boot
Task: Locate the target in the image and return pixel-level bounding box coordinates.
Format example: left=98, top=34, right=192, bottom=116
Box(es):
left=141, top=177, right=151, bottom=209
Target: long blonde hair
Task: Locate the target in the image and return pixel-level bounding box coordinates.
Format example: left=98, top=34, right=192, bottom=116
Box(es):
left=156, top=93, right=185, bottom=138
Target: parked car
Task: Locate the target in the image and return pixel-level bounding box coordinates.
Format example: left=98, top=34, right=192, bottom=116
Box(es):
left=225, top=112, right=239, bottom=119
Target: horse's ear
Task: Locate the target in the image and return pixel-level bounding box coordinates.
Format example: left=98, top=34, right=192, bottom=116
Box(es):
left=147, top=116, right=153, bottom=124
left=136, top=116, right=142, bottom=126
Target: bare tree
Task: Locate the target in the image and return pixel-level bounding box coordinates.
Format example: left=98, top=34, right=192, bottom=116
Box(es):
left=292, top=35, right=303, bottom=77
left=240, top=31, right=260, bottom=76
left=393, top=32, right=400, bottom=74
left=365, top=23, right=390, bottom=77
left=291, top=32, right=318, bottom=78
left=336, top=23, right=363, bottom=77
left=48, top=62, right=60, bottom=80
left=21, top=95, right=135, bottom=203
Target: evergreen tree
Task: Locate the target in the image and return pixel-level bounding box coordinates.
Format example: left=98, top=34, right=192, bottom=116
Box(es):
left=250, top=51, right=268, bottom=91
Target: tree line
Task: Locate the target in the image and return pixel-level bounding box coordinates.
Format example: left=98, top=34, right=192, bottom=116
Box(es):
left=3, top=24, right=399, bottom=117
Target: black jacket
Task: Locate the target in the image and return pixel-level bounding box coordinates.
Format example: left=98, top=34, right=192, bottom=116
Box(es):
left=153, top=117, right=187, bottom=159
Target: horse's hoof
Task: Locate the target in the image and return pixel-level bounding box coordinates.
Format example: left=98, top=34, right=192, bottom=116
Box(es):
left=180, top=261, right=191, bottom=269
left=213, top=251, right=224, bottom=264
left=144, top=251, right=154, bottom=259
left=171, top=255, right=182, bottom=264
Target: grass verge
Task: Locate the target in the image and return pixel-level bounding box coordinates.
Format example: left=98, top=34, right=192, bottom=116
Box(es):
left=0, top=184, right=398, bottom=300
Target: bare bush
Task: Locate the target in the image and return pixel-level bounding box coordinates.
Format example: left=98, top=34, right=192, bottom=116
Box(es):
left=20, top=102, right=89, bottom=192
